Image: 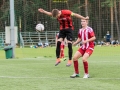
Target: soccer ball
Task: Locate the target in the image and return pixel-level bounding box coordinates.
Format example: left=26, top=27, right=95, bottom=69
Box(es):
left=35, top=24, right=44, bottom=32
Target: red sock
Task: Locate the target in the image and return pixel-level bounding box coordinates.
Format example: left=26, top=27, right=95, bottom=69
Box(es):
left=83, top=61, right=88, bottom=74
left=61, top=53, right=64, bottom=58
left=74, top=61, right=79, bottom=74
left=60, top=50, right=64, bottom=58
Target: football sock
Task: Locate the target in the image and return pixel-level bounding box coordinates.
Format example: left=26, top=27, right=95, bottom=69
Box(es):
left=68, top=43, right=73, bottom=60
left=83, top=61, right=88, bottom=74
left=74, top=61, right=79, bottom=74
left=60, top=50, right=64, bottom=58
left=56, top=41, right=61, bottom=58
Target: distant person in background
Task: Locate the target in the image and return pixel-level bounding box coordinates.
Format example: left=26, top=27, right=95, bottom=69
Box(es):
left=116, top=40, right=119, bottom=46
left=111, top=39, right=116, bottom=47
left=37, top=41, right=43, bottom=48
left=111, top=39, right=119, bottom=47
left=44, top=41, right=49, bottom=47
left=105, top=31, right=111, bottom=46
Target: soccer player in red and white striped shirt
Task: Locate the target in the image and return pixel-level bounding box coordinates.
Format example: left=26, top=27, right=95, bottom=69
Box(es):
left=70, top=19, right=96, bottom=78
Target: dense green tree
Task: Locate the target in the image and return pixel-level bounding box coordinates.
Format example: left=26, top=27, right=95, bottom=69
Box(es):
left=102, top=0, right=120, bottom=41
left=0, top=0, right=120, bottom=41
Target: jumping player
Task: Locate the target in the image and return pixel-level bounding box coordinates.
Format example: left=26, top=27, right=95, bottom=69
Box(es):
left=38, top=8, right=89, bottom=66
left=70, top=19, right=96, bottom=78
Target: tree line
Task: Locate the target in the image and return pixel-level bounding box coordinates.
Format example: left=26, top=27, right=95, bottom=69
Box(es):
left=0, top=0, right=120, bottom=41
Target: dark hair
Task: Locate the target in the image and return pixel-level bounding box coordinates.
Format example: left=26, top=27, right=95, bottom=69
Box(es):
left=52, top=9, right=59, bottom=18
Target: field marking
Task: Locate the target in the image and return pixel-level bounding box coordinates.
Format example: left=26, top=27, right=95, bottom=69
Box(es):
left=90, top=61, right=120, bottom=63
left=18, top=57, right=54, bottom=60
left=0, top=76, right=120, bottom=80
left=18, top=57, right=120, bottom=62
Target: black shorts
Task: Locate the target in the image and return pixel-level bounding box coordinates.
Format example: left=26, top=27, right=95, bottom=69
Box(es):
left=58, top=28, right=73, bottom=41
left=106, top=39, right=110, bottom=42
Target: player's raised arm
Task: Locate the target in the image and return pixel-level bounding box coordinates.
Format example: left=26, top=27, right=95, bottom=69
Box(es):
left=71, top=12, right=89, bottom=20
left=38, top=8, right=52, bottom=16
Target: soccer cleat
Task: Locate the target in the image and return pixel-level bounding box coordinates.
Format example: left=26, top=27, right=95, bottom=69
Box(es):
left=55, top=58, right=61, bottom=66
left=66, top=60, right=72, bottom=67
left=61, top=58, right=66, bottom=61
left=70, top=73, right=80, bottom=78
left=83, top=74, right=89, bottom=78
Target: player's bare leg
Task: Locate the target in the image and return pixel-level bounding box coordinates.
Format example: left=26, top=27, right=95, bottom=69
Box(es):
left=70, top=51, right=82, bottom=78
left=82, top=53, right=90, bottom=78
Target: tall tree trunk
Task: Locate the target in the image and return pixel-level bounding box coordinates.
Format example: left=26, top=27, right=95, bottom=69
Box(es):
left=78, top=0, right=81, bottom=28
left=0, top=0, right=3, bottom=7
left=114, top=0, right=120, bottom=41
left=49, top=0, right=52, bottom=11
left=98, top=0, right=102, bottom=40
left=119, top=1, right=120, bottom=31
left=0, top=0, right=6, bottom=31
left=66, top=0, right=69, bottom=9
left=110, top=6, right=114, bottom=40
left=85, top=0, right=88, bottom=16
left=23, top=0, right=27, bottom=32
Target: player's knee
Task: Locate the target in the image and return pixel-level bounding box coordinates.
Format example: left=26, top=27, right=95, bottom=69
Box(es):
left=73, top=56, right=77, bottom=61
left=82, top=57, right=87, bottom=62
left=73, top=55, right=79, bottom=61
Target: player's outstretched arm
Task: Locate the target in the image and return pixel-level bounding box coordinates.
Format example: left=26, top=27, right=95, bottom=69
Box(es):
left=38, top=8, right=52, bottom=16
left=72, top=13, right=89, bottom=20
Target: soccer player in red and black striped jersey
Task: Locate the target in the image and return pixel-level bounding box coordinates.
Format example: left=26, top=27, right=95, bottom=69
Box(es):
left=38, top=8, right=89, bottom=66
left=70, top=19, right=96, bottom=78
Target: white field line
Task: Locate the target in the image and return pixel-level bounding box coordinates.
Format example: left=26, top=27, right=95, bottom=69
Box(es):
left=18, top=57, right=120, bottom=62
left=0, top=56, right=120, bottom=62
left=5, top=57, right=120, bottom=62
left=89, top=61, right=120, bottom=63
left=0, top=76, right=120, bottom=80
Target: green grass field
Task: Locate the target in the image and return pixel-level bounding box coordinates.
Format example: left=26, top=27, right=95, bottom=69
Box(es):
left=0, top=46, right=120, bottom=90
